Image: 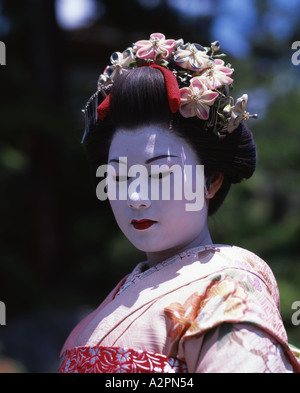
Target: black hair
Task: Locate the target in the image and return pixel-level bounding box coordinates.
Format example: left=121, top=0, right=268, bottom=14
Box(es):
left=85, top=66, right=257, bottom=215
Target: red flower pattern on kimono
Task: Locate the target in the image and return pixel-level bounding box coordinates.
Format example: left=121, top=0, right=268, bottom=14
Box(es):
left=164, top=278, right=248, bottom=342
left=164, top=291, right=204, bottom=341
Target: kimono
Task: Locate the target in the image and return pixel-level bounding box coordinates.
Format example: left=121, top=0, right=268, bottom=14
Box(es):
left=59, top=244, right=300, bottom=373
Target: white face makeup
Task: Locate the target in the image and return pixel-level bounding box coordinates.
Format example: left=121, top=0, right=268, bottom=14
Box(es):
left=107, top=125, right=212, bottom=266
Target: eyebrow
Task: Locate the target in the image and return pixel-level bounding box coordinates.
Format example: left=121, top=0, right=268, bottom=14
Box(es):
left=109, top=158, right=127, bottom=165
left=109, top=155, right=179, bottom=165
left=146, top=155, right=178, bottom=164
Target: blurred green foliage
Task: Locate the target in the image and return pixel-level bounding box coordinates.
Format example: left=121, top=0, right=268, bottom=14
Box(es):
left=0, top=0, right=299, bottom=372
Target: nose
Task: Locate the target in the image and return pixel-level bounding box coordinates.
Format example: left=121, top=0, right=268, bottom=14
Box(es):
left=127, top=190, right=151, bottom=209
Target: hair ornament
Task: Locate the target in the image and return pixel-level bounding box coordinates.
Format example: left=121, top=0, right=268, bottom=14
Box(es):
left=81, top=33, right=258, bottom=143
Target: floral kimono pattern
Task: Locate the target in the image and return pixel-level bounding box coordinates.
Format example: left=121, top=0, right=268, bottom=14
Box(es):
left=59, top=346, right=187, bottom=373
left=59, top=245, right=300, bottom=373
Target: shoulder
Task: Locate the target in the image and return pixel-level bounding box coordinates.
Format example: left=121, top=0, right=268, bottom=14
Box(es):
left=173, top=244, right=286, bottom=343
left=174, top=246, right=299, bottom=371
left=162, top=245, right=290, bottom=355
left=197, top=244, right=280, bottom=307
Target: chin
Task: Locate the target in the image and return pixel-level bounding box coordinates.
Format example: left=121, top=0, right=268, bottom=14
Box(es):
left=136, top=239, right=187, bottom=254
left=130, top=239, right=173, bottom=253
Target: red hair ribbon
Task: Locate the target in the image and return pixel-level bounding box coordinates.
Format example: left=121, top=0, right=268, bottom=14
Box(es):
left=97, top=94, right=110, bottom=121
left=97, top=63, right=181, bottom=121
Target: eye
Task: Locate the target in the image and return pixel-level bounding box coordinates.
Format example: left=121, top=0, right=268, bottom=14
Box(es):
left=150, top=171, right=172, bottom=180
left=114, top=175, right=130, bottom=182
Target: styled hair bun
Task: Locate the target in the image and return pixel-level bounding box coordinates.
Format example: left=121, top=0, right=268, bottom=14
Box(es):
left=221, top=121, right=257, bottom=184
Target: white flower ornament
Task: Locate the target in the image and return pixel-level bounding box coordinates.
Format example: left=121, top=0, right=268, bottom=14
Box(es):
left=174, top=43, right=212, bottom=71
left=225, top=94, right=258, bottom=133
left=106, top=48, right=135, bottom=82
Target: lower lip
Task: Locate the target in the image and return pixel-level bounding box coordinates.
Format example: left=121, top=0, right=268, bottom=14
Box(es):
left=132, top=221, right=156, bottom=230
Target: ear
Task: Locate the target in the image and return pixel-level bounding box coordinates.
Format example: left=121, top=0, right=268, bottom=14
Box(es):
left=205, top=173, right=224, bottom=200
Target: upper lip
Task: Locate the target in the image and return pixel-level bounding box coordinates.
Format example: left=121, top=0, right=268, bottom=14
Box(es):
left=131, top=219, right=157, bottom=223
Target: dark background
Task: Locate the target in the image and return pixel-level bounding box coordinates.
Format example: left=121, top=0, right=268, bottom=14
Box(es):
left=0, top=0, right=299, bottom=372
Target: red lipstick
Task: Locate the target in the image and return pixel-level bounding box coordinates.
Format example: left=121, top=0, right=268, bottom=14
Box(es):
left=131, top=219, right=157, bottom=230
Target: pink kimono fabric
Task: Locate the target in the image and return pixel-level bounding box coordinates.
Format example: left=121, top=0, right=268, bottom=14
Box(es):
left=59, top=245, right=300, bottom=373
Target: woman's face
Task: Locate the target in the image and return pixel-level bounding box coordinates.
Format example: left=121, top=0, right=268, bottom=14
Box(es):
left=107, top=125, right=211, bottom=266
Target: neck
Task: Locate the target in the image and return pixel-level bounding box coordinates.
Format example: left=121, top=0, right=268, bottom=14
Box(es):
left=146, top=226, right=212, bottom=268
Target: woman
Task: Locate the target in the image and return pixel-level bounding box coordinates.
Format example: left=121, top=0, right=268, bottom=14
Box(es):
left=59, top=33, right=300, bottom=373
